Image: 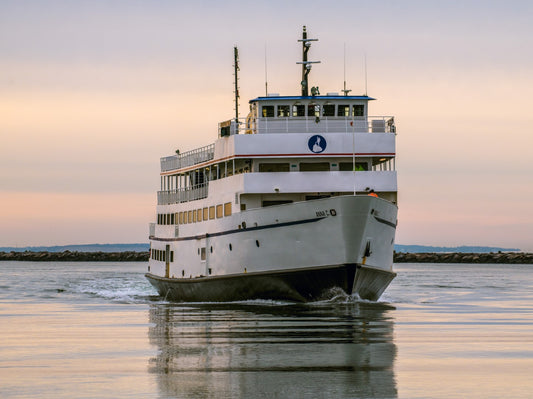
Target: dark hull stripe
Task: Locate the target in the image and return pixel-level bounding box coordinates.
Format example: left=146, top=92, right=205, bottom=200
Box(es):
left=151, top=216, right=325, bottom=242
left=374, top=215, right=397, bottom=229
left=146, top=263, right=358, bottom=303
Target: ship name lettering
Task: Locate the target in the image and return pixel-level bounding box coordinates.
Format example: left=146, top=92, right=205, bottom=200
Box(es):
left=316, top=209, right=337, bottom=217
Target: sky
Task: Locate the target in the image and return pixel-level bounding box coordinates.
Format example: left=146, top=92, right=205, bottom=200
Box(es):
left=1, top=0, right=532, bottom=251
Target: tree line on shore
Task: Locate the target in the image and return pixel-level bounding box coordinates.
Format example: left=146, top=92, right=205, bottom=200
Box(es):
left=0, top=250, right=532, bottom=264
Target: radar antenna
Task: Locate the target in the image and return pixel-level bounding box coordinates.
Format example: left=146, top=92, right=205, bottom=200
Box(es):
left=297, top=26, right=320, bottom=96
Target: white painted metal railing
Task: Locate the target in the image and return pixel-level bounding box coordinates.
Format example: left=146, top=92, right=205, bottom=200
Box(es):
left=161, top=144, right=215, bottom=172
left=219, top=116, right=395, bottom=135
left=157, top=184, right=209, bottom=205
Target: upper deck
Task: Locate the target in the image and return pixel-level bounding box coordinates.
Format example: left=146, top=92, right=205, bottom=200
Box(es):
left=155, top=27, right=397, bottom=210
left=217, top=94, right=395, bottom=136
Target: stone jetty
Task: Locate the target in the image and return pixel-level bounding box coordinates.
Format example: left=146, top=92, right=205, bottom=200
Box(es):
left=1, top=250, right=532, bottom=263
left=393, top=252, right=533, bottom=264
left=0, top=251, right=149, bottom=262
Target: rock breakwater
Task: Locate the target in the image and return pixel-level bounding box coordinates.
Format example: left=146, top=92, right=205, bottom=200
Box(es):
left=0, top=251, right=149, bottom=262
left=393, top=252, right=533, bottom=264
left=1, top=250, right=532, bottom=263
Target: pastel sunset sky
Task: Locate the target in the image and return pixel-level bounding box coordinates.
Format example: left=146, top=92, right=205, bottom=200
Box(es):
left=1, top=0, right=532, bottom=251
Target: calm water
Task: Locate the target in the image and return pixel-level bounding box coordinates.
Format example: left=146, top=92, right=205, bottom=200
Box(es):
left=1, top=262, right=532, bottom=398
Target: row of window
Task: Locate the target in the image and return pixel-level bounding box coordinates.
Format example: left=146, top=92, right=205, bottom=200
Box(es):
left=262, top=104, right=364, bottom=118
left=157, top=202, right=232, bottom=225
left=163, top=159, right=368, bottom=189
left=258, top=162, right=369, bottom=173
left=151, top=249, right=174, bottom=262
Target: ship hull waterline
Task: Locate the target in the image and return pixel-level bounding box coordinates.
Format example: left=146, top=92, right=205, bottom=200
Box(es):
left=145, top=264, right=395, bottom=303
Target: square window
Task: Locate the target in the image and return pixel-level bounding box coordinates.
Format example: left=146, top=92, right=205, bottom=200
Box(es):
left=262, top=105, right=274, bottom=117
left=353, top=104, right=365, bottom=117
left=224, top=202, right=232, bottom=216
left=323, top=104, right=335, bottom=117
left=277, top=105, right=290, bottom=117
left=338, top=105, right=350, bottom=116
left=292, top=104, right=305, bottom=117
left=308, top=104, right=320, bottom=117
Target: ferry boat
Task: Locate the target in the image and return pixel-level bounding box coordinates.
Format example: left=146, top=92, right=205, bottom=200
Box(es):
left=146, top=27, right=398, bottom=302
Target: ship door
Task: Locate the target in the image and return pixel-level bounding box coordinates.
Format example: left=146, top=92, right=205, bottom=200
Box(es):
left=199, top=237, right=209, bottom=276
left=165, top=244, right=170, bottom=278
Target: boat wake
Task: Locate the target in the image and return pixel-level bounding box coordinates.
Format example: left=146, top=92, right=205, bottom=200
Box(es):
left=69, top=274, right=159, bottom=304
left=67, top=273, right=390, bottom=307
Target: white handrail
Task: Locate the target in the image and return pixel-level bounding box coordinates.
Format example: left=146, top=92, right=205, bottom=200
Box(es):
left=161, top=144, right=215, bottom=172
left=224, top=115, right=395, bottom=135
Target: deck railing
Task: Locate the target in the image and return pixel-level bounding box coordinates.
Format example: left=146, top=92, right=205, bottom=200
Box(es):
left=161, top=144, right=215, bottom=172
left=157, top=183, right=209, bottom=205
left=160, top=116, right=394, bottom=173
left=219, top=116, right=395, bottom=136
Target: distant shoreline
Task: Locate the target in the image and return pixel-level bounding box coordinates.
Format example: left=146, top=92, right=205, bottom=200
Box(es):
left=0, top=251, right=532, bottom=264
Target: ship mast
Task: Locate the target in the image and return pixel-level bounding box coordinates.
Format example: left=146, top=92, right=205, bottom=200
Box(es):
left=297, top=26, right=320, bottom=96
left=233, top=46, right=240, bottom=122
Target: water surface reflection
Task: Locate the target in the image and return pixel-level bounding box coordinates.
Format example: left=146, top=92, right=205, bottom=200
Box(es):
left=148, top=301, right=397, bottom=398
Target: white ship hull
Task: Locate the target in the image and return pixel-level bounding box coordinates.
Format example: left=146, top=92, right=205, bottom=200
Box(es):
left=146, top=195, right=397, bottom=302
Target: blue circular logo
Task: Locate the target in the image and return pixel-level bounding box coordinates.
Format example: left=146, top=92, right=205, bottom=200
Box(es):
left=308, top=135, right=327, bottom=153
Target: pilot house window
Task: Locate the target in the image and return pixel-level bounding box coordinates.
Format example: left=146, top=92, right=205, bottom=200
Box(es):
left=292, top=105, right=305, bottom=117
left=338, top=105, right=350, bottom=116
left=277, top=105, right=290, bottom=117
left=308, top=104, right=320, bottom=117
left=262, top=106, right=274, bottom=117
left=323, top=104, right=335, bottom=117
left=353, top=104, right=365, bottom=117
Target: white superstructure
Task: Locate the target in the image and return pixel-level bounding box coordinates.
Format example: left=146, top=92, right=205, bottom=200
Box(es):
left=146, top=27, right=398, bottom=302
